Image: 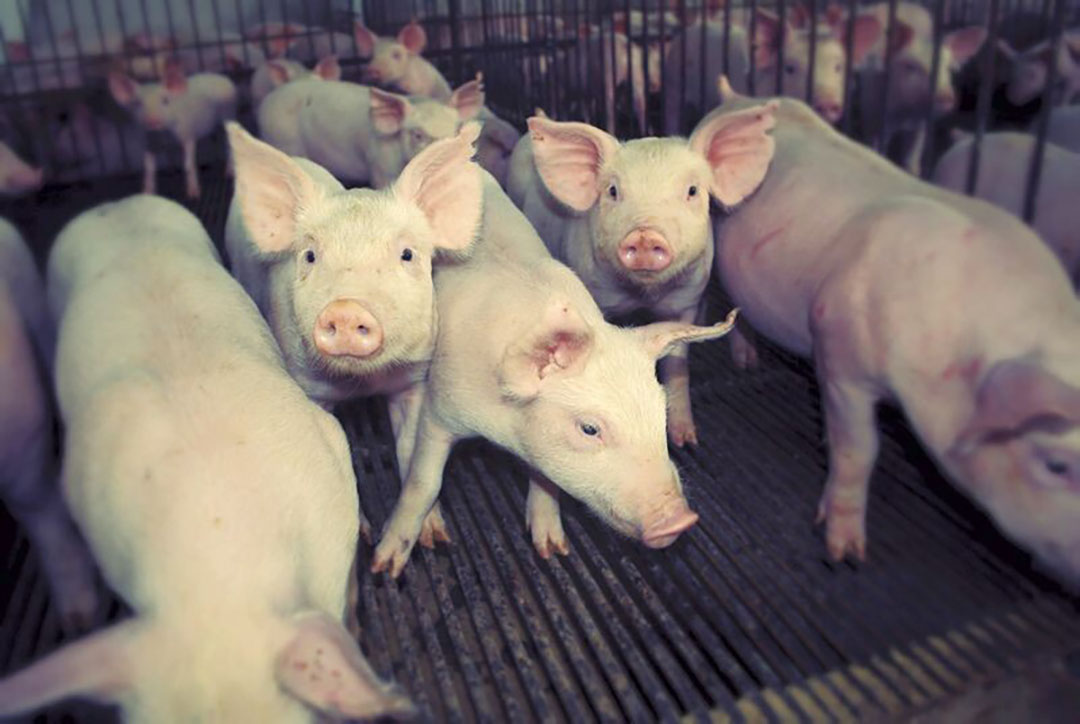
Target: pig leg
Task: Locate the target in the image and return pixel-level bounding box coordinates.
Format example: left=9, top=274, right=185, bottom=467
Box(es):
left=182, top=138, right=200, bottom=199
left=904, top=125, right=926, bottom=177
left=141, top=150, right=156, bottom=195
left=526, top=474, right=569, bottom=559
left=730, top=323, right=760, bottom=370
left=372, top=410, right=457, bottom=578
left=345, top=550, right=361, bottom=639
left=661, top=306, right=702, bottom=447
left=388, top=386, right=449, bottom=548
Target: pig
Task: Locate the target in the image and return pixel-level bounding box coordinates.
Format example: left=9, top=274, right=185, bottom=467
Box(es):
left=257, top=74, right=483, bottom=188
left=246, top=21, right=310, bottom=58
left=1045, top=104, right=1080, bottom=153
left=0, top=140, right=43, bottom=196
left=0, top=195, right=414, bottom=723
left=353, top=21, right=453, bottom=102
left=225, top=122, right=483, bottom=541
left=287, top=28, right=360, bottom=66
left=474, top=106, right=521, bottom=189
left=250, top=55, right=341, bottom=109
left=108, top=59, right=237, bottom=198
left=933, top=131, right=1080, bottom=287
left=855, top=2, right=987, bottom=173
left=506, top=106, right=777, bottom=446
left=371, top=172, right=739, bottom=577
left=706, top=77, right=1080, bottom=586
left=0, top=219, right=97, bottom=633
left=998, top=32, right=1080, bottom=107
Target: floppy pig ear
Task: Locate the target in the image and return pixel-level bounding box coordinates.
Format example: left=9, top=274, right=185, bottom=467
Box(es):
left=277, top=612, right=416, bottom=720
left=498, top=299, right=593, bottom=402
left=394, top=121, right=483, bottom=253
left=398, top=21, right=427, bottom=55
left=450, top=75, right=485, bottom=121
left=945, top=26, right=988, bottom=67
left=835, top=14, right=884, bottom=67
left=0, top=622, right=139, bottom=717
left=227, top=122, right=321, bottom=255
left=689, top=101, right=778, bottom=207
left=266, top=60, right=293, bottom=87
left=313, top=55, right=341, bottom=81
left=353, top=22, right=377, bottom=57
left=108, top=71, right=138, bottom=106
left=526, top=116, right=619, bottom=212
left=951, top=359, right=1080, bottom=456
left=635, top=308, right=739, bottom=360
left=885, top=19, right=916, bottom=59
left=369, top=88, right=412, bottom=135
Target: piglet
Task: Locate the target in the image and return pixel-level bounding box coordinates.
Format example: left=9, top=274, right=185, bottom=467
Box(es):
left=998, top=32, right=1080, bottom=106
left=354, top=20, right=452, bottom=101
left=506, top=107, right=776, bottom=446
left=372, top=172, right=738, bottom=576
left=225, top=122, right=483, bottom=541
left=0, top=195, right=414, bottom=723
left=707, top=79, right=1080, bottom=586
left=250, top=55, right=341, bottom=109
left=0, top=219, right=96, bottom=633
left=0, top=141, right=43, bottom=196
left=109, top=59, right=236, bottom=198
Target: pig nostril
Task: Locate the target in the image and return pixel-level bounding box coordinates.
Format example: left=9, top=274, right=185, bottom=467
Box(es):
left=357, top=325, right=368, bottom=336
left=326, top=322, right=336, bottom=335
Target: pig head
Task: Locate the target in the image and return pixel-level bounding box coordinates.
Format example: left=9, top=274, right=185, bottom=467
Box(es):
left=354, top=20, right=452, bottom=101
left=368, top=77, right=484, bottom=166
left=0, top=141, right=43, bottom=196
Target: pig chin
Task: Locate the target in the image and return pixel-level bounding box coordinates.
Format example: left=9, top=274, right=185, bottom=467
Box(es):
left=1031, top=541, right=1080, bottom=593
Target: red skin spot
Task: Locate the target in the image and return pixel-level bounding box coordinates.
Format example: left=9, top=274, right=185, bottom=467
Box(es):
left=750, top=225, right=788, bottom=260
left=942, top=358, right=982, bottom=382
left=963, top=227, right=977, bottom=243
left=294, top=660, right=308, bottom=671
left=813, top=301, right=827, bottom=322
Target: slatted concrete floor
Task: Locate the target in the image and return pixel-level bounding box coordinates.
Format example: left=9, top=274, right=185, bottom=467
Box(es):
left=0, top=175, right=1078, bottom=723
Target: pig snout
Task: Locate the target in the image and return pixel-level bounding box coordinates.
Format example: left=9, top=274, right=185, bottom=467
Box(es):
left=618, top=229, right=672, bottom=272
left=935, top=90, right=957, bottom=113
left=313, top=300, right=384, bottom=358
left=814, top=98, right=843, bottom=124
left=641, top=502, right=699, bottom=549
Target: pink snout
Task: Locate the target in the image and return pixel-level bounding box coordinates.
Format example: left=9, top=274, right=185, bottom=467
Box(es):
left=935, top=91, right=957, bottom=112
left=313, top=300, right=384, bottom=358
left=814, top=98, right=843, bottom=124
left=642, top=505, right=699, bottom=549
left=618, top=229, right=672, bottom=272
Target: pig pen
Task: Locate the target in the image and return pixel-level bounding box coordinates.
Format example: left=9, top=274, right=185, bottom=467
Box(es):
left=2, top=0, right=1080, bottom=722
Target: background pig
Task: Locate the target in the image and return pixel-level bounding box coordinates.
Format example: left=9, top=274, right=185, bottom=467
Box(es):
left=998, top=32, right=1080, bottom=106
left=0, top=195, right=413, bottom=723
left=0, top=219, right=96, bottom=633
left=506, top=108, right=776, bottom=446
left=354, top=21, right=453, bottom=101
left=108, top=59, right=236, bottom=198
left=250, top=55, right=341, bottom=108
left=0, top=140, right=43, bottom=196
left=706, top=81, right=1080, bottom=586
left=933, top=132, right=1080, bottom=287
left=371, top=172, right=738, bottom=577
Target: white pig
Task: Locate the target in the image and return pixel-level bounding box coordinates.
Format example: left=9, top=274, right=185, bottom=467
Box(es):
left=257, top=75, right=482, bottom=188
left=506, top=106, right=777, bottom=446
left=371, top=172, right=739, bottom=576
left=707, top=79, right=1080, bottom=586
left=108, top=60, right=237, bottom=198
left=0, top=141, right=43, bottom=196
left=998, top=32, right=1080, bottom=106
left=0, top=219, right=97, bottom=632
left=0, top=195, right=414, bottom=723
left=225, top=123, right=483, bottom=542
left=353, top=21, right=453, bottom=102
left=933, top=132, right=1080, bottom=287
left=250, top=55, right=341, bottom=109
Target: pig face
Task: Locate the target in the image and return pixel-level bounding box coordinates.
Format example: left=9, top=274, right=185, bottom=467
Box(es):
left=527, top=103, right=777, bottom=288
left=0, top=141, right=42, bottom=196
left=498, top=304, right=739, bottom=546
left=947, top=360, right=1080, bottom=587
left=369, top=78, right=484, bottom=160
left=108, top=61, right=190, bottom=132
left=885, top=23, right=987, bottom=114
left=999, top=41, right=1053, bottom=106
left=355, top=21, right=427, bottom=87
left=228, top=122, right=482, bottom=380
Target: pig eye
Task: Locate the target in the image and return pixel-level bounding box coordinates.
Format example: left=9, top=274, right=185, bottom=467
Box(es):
left=607, top=183, right=618, bottom=200
left=579, top=422, right=600, bottom=437
left=1045, top=459, right=1070, bottom=476
left=687, top=185, right=698, bottom=198
left=401, top=247, right=414, bottom=262
left=304, top=249, right=316, bottom=264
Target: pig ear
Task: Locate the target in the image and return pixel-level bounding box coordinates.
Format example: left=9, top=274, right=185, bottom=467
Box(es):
left=834, top=14, right=884, bottom=67
left=634, top=309, right=740, bottom=360
left=715, top=74, right=745, bottom=104
left=945, top=26, right=988, bottom=68
left=266, top=60, right=292, bottom=87
left=398, top=21, right=427, bottom=55
left=0, top=622, right=139, bottom=714
left=450, top=75, right=485, bottom=121
left=689, top=101, right=778, bottom=207
left=353, top=23, right=377, bottom=57
left=951, top=359, right=1080, bottom=456
left=885, top=19, right=916, bottom=58
left=526, top=116, right=619, bottom=212
left=276, top=612, right=416, bottom=720
left=369, top=88, right=412, bottom=136
left=227, top=121, right=321, bottom=255
left=394, top=121, right=483, bottom=253
left=498, top=299, right=594, bottom=402
left=108, top=71, right=138, bottom=106
left=788, top=2, right=811, bottom=30
left=162, top=57, right=187, bottom=93
left=313, top=55, right=341, bottom=81
left=752, top=9, right=787, bottom=68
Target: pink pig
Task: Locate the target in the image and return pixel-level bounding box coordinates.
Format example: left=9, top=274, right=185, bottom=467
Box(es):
left=707, top=78, right=1080, bottom=586
left=354, top=20, right=453, bottom=101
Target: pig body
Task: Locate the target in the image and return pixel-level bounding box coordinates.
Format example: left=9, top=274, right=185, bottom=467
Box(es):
left=507, top=107, right=776, bottom=446
left=0, top=219, right=96, bottom=632
left=0, top=140, right=43, bottom=195
left=933, top=132, right=1080, bottom=286
left=109, top=65, right=237, bottom=198
left=706, top=90, right=1080, bottom=585
left=354, top=21, right=452, bottom=101
left=0, top=195, right=413, bottom=722
left=250, top=55, right=341, bottom=109
left=372, top=173, right=738, bottom=576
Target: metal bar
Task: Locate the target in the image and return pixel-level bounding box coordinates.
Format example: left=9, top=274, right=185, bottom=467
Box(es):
left=841, top=0, right=857, bottom=136
left=965, top=0, right=1001, bottom=194
left=748, top=0, right=758, bottom=95
left=919, top=0, right=947, bottom=178
left=878, top=0, right=900, bottom=152
left=1023, top=0, right=1068, bottom=222
left=776, top=0, right=786, bottom=95
left=805, top=0, right=818, bottom=108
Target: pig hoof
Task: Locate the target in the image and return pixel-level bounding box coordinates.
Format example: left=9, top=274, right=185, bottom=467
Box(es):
left=816, top=497, right=868, bottom=562
left=527, top=510, right=568, bottom=559
left=668, top=417, right=698, bottom=448
left=732, top=339, right=760, bottom=370
left=358, top=514, right=373, bottom=545
left=371, top=536, right=413, bottom=579
left=418, top=506, right=450, bottom=549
